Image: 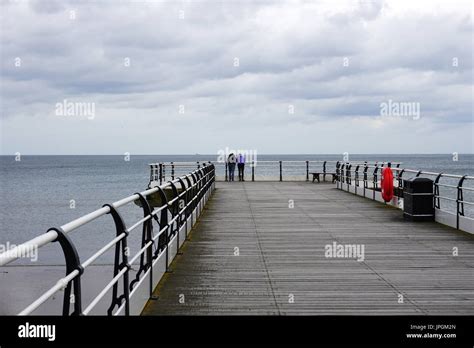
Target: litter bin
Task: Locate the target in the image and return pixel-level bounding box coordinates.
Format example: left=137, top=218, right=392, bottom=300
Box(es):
left=403, top=177, right=434, bottom=221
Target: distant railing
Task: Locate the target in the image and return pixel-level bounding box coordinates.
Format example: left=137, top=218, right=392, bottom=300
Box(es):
left=147, top=160, right=473, bottom=233
left=149, top=161, right=402, bottom=183
left=0, top=164, right=216, bottom=315
left=335, top=161, right=474, bottom=232
left=149, top=161, right=212, bottom=184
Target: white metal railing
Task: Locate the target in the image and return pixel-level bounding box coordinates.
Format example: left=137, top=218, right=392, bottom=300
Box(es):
left=149, top=160, right=403, bottom=183
left=0, top=164, right=216, bottom=316
left=335, top=161, right=474, bottom=232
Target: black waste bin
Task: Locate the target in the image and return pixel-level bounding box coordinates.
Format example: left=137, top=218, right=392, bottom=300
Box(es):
left=403, top=177, right=434, bottom=221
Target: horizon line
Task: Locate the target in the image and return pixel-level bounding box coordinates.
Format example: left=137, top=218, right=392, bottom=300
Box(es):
left=1, top=153, right=473, bottom=156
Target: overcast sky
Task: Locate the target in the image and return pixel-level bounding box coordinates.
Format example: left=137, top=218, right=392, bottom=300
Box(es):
left=0, top=0, right=472, bottom=155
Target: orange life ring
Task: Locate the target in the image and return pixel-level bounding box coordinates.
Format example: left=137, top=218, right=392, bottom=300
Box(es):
left=381, top=167, right=394, bottom=202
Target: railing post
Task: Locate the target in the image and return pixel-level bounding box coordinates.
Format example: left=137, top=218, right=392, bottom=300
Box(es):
left=50, top=227, right=83, bottom=316
left=341, top=163, right=345, bottom=184
left=355, top=165, right=360, bottom=194
left=279, top=161, right=282, bottom=182
left=434, top=173, right=443, bottom=209
left=103, top=204, right=130, bottom=316
left=323, top=161, right=327, bottom=181
left=397, top=168, right=404, bottom=197
left=159, top=163, right=163, bottom=185
left=195, top=171, right=202, bottom=215
left=190, top=173, right=198, bottom=226
left=306, top=161, right=309, bottom=181
left=347, top=164, right=350, bottom=185
left=252, top=161, right=255, bottom=182
left=210, top=164, right=216, bottom=189
left=197, top=161, right=200, bottom=169
left=457, top=175, right=467, bottom=230
left=154, top=186, right=170, bottom=270
left=363, top=163, right=368, bottom=196
left=171, top=162, right=175, bottom=180
left=373, top=166, right=378, bottom=200
left=168, top=181, right=180, bottom=255
left=184, top=176, right=193, bottom=240
left=129, top=193, right=154, bottom=297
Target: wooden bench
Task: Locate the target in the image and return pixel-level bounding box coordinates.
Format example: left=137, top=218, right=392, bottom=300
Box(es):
left=310, top=172, right=337, bottom=183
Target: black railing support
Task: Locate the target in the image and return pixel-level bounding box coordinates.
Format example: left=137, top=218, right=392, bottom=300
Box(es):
left=457, top=175, right=467, bottom=230
left=168, top=181, right=180, bottom=256
left=51, top=227, right=84, bottom=316
left=354, top=165, right=360, bottom=194
left=190, top=173, right=198, bottom=226
left=397, top=169, right=405, bottom=198
left=252, top=161, right=255, bottom=182
left=159, top=163, right=163, bottom=185
left=184, top=176, right=193, bottom=240
left=373, top=166, right=378, bottom=200
left=153, top=186, right=169, bottom=258
left=129, top=193, right=154, bottom=297
left=177, top=177, right=188, bottom=237
left=306, top=161, right=309, bottom=181
left=279, top=161, right=282, bottom=181
left=434, top=173, right=443, bottom=209
left=103, top=204, right=130, bottom=316
left=347, top=164, right=352, bottom=188
left=340, top=163, right=345, bottom=184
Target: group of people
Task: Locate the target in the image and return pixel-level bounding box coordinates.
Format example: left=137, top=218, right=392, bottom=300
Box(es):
left=227, top=153, right=245, bottom=181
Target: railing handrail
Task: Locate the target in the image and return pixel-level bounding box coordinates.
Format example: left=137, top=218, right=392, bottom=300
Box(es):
left=0, top=164, right=216, bottom=316
left=152, top=160, right=403, bottom=165
left=337, top=163, right=474, bottom=182
left=149, top=160, right=404, bottom=183
left=348, top=163, right=474, bottom=180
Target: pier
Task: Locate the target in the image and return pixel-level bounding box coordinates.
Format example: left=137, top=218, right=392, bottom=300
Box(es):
left=1, top=161, right=473, bottom=316
left=143, top=181, right=474, bottom=315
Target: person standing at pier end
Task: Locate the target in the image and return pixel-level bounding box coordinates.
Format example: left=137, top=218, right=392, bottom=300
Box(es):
left=228, top=153, right=236, bottom=181
left=237, top=153, right=245, bottom=181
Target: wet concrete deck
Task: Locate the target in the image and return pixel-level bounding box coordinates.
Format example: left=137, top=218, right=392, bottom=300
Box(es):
left=142, top=181, right=474, bottom=315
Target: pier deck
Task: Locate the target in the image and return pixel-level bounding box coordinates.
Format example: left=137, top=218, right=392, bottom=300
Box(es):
left=142, top=181, right=474, bottom=315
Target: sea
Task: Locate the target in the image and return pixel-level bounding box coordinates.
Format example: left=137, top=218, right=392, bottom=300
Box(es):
left=0, top=154, right=473, bottom=314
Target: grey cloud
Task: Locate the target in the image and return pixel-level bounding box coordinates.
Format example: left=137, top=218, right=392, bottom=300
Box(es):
left=0, top=0, right=472, bottom=154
